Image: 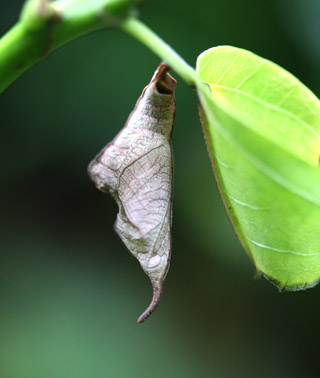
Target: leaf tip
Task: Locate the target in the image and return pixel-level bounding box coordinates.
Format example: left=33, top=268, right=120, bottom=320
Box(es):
left=262, top=273, right=320, bottom=292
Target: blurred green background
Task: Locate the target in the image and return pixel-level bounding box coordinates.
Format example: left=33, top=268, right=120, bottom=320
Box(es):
left=1, top=1, right=320, bottom=377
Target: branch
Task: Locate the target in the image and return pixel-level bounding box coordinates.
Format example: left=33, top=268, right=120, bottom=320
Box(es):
left=0, top=0, right=134, bottom=94
left=120, top=18, right=197, bottom=86
left=0, top=0, right=198, bottom=94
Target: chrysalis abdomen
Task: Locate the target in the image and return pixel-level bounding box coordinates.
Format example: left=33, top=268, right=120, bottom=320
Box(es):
left=88, top=64, right=176, bottom=323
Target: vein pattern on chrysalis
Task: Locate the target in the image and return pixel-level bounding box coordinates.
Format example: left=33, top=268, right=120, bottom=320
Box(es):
left=88, top=64, right=176, bottom=323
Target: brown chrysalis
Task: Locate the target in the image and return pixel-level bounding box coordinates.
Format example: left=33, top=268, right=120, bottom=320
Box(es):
left=88, top=64, right=176, bottom=323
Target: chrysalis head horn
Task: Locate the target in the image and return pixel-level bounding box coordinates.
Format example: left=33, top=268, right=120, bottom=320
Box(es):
left=137, top=280, right=162, bottom=323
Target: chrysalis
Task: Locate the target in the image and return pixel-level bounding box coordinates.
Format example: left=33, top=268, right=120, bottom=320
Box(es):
left=88, top=64, right=176, bottom=323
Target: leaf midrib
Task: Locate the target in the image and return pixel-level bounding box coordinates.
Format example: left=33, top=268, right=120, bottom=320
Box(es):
left=211, top=84, right=320, bottom=138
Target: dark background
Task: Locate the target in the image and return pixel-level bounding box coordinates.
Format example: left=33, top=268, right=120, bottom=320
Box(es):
left=1, top=1, right=320, bottom=377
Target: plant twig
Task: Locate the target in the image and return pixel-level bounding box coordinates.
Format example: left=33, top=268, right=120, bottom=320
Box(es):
left=0, top=0, right=198, bottom=94
left=0, top=0, right=132, bottom=94
left=120, top=17, right=197, bottom=86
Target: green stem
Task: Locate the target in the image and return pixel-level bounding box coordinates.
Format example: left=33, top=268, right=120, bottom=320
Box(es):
left=0, top=0, right=126, bottom=94
left=0, top=0, right=197, bottom=94
left=120, top=17, right=197, bottom=86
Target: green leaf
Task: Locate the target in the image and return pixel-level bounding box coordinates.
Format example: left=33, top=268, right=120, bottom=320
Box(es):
left=196, top=46, right=320, bottom=290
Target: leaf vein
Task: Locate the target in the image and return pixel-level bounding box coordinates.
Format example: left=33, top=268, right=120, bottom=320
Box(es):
left=212, top=52, right=241, bottom=85
left=212, top=84, right=320, bottom=138
left=247, top=236, right=320, bottom=257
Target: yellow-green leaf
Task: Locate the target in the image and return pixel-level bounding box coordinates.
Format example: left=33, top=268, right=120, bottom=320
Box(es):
left=196, top=46, right=320, bottom=290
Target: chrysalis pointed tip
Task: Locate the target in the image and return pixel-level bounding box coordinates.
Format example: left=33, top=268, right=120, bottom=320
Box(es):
left=137, top=280, right=163, bottom=324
